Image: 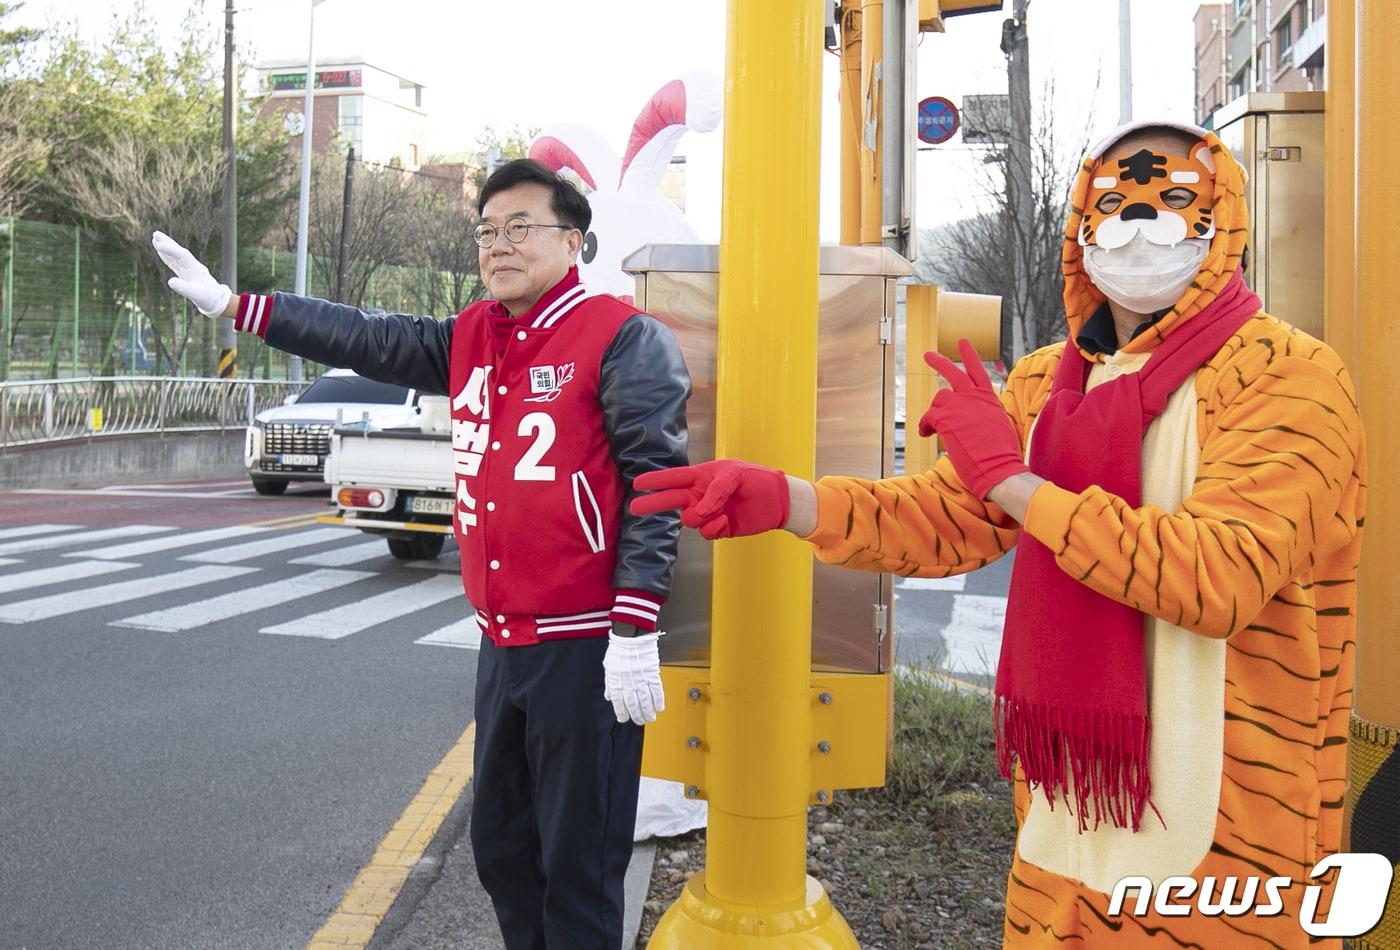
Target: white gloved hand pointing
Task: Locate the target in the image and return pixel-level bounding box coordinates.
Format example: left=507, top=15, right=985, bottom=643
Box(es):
left=602, top=631, right=665, bottom=725
left=151, top=231, right=233, bottom=317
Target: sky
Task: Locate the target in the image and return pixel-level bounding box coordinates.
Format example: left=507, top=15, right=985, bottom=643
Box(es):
left=12, top=0, right=1208, bottom=243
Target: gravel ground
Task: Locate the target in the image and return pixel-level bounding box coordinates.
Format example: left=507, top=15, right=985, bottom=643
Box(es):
left=636, top=786, right=1015, bottom=948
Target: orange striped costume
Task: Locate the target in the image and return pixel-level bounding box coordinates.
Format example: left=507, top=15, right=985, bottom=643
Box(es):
left=804, top=128, right=1366, bottom=947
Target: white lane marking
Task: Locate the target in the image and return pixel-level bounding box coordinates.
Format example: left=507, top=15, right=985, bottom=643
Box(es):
left=896, top=575, right=968, bottom=592
left=0, top=558, right=16, bottom=567
left=99, top=479, right=252, bottom=491
left=261, top=573, right=463, bottom=640
left=0, top=560, right=141, bottom=596
left=0, top=565, right=256, bottom=624
left=11, top=489, right=320, bottom=501
left=0, top=525, right=173, bottom=557
left=0, top=524, right=80, bottom=541
left=114, top=568, right=372, bottom=632
left=66, top=526, right=270, bottom=560
left=415, top=616, right=482, bottom=650
left=180, top=527, right=353, bottom=564
left=941, top=594, right=1007, bottom=678
left=290, top=540, right=389, bottom=567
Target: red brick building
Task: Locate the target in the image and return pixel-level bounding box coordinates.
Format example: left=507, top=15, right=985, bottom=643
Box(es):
left=254, top=57, right=428, bottom=170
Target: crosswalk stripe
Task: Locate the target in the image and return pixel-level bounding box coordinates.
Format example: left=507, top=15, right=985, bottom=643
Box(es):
left=180, top=527, right=353, bottom=564
left=247, top=512, right=320, bottom=529
left=0, top=565, right=257, bottom=624
left=0, top=525, right=172, bottom=557
left=66, top=526, right=270, bottom=560
left=0, top=560, right=141, bottom=596
left=113, top=568, right=373, bottom=632
left=0, top=523, right=80, bottom=541
left=290, top=540, right=389, bottom=567
left=0, top=558, right=16, bottom=567
left=415, top=616, right=482, bottom=650
left=261, top=574, right=463, bottom=640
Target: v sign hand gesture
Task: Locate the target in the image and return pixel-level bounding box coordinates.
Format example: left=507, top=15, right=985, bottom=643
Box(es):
left=918, top=339, right=1028, bottom=500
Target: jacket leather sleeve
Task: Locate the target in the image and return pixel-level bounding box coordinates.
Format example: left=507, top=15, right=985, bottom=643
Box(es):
left=599, top=314, right=691, bottom=599
left=263, top=292, right=455, bottom=396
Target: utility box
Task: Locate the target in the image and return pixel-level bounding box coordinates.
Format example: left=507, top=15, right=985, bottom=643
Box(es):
left=1214, top=91, right=1325, bottom=340
left=624, top=243, right=910, bottom=675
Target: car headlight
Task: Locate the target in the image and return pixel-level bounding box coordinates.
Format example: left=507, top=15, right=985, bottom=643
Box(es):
left=244, top=425, right=261, bottom=464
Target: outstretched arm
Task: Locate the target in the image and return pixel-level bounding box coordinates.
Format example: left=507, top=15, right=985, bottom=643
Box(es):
left=153, top=231, right=454, bottom=396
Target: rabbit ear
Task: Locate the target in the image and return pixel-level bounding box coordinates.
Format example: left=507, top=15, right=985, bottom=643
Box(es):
left=618, top=70, right=722, bottom=195
left=528, top=123, right=621, bottom=194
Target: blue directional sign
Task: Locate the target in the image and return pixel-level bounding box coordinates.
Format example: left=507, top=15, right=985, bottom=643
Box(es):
left=917, top=96, right=960, bottom=145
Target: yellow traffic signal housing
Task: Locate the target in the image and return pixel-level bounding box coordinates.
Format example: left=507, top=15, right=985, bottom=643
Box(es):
left=919, top=0, right=1006, bottom=32
left=904, top=284, right=1002, bottom=477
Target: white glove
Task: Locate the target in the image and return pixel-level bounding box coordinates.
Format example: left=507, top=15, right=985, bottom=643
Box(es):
left=602, top=631, right=665, bottom=726
left=151, top=230, right=233, bottom=317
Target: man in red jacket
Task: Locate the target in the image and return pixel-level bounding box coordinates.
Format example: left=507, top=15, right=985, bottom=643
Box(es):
left=154, top=159, right=690, bottom=950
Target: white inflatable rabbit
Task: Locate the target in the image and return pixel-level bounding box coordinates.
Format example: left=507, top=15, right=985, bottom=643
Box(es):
left=531, top=73, right=721, bottom=839
left=529, top=70, right=722, bottom=303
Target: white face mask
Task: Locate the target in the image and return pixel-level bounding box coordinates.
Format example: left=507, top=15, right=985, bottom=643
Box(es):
left=1082, top=233, right=1209, bottom=314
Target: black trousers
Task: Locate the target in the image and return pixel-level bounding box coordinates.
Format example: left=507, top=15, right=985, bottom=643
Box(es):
left=470, top=635, right=643, bottom=950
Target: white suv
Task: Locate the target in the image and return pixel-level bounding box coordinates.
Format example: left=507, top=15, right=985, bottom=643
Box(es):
left=244, top=369, right=418, bottom=495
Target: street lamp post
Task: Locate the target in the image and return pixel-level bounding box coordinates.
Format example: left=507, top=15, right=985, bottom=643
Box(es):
left=290, top=0, right=326, bottom=384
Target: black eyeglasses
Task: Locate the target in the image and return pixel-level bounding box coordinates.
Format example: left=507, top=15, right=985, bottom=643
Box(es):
left=473, top=221, right=573, bottom=249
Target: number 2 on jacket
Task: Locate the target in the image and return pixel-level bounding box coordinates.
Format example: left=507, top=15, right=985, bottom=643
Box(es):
left=516, top=412, right=556, bottom=481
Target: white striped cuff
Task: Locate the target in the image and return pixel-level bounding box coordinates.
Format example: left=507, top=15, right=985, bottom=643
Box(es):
left=235, top=293, right=274, bottom=337
left=609, top=590, right=664, bottom=632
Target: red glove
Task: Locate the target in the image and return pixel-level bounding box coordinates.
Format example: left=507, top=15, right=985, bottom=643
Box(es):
left=630, top=460, right=790, bottom=540
left=919, top=339, right=1028, bottom=500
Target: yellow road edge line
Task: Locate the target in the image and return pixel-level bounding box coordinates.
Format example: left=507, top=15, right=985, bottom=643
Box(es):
left=307, top=720, right=477, bottom=949
left=895, top=664, right=995, bottom=697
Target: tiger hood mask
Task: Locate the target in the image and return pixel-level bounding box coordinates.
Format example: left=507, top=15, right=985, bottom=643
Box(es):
left=989, top=119, right=1264, bottom=834
left=1061, top=119, right=1250, bottom=353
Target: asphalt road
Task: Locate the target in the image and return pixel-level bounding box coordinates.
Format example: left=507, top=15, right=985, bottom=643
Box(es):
left=0, top=475, right=1011, bottom=949
left=0, top=478, right=480, bottom=949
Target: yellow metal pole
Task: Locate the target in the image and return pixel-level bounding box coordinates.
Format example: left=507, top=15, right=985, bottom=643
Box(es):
left=840, top=0, right=863, bottom=246
left=1352, top=0, right=1400, bottom=745
left=858, top=0, right=884, bottom=246
left=905, top=284, right=938, bottom=478
left=1324, top=0, right=1356, bottom=372
left=647, top=0, right=856, bottom=944
left=1349, top=2, right=1400, bottom=943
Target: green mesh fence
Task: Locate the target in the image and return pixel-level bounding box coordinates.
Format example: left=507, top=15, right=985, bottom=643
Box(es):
left=0, top=218, right=477, bottom=383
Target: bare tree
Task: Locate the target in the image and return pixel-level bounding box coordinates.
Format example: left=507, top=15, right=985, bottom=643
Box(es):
left=51, top=132, right=224, bottom=373
left=0, top=82, right=43, bottom=215
left=287, top=152, right=428, bottom=308
left=411, top=183, right=485, bottom=316
left=914, top=81, right=1098, bottom=363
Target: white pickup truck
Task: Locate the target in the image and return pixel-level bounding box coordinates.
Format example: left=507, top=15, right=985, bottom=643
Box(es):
left=316, top=396, right=455, bottom=560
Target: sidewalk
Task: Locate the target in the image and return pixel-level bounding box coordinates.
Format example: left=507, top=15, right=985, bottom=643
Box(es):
left=369, top=782, right=656, bottom=949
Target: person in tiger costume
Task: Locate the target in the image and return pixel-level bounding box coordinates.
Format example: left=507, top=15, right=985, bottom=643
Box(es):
left=630, top=119, right=1366, bottom=948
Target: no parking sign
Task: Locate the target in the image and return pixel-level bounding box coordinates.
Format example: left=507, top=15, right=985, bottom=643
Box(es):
left=917, top=96, right=960, bottom=145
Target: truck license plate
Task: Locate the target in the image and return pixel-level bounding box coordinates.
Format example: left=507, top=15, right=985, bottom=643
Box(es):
left=409, top=495, right=454, bottom=516
left=280, top=453, right=320, bottom=467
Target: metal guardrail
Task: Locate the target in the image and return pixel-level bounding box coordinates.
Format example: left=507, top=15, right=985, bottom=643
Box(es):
left=0, top=376, right=303, bottom=449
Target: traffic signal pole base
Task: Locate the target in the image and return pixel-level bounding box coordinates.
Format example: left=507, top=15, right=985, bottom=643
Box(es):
left=647, top=872, right=858, bottom=949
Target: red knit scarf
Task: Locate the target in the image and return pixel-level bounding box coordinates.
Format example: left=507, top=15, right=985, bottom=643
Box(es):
left=996, top=272, right=1260, bottom=832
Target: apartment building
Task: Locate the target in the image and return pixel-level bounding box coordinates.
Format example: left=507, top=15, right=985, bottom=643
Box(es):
left=1192, top=0, right=1326, bottom=127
